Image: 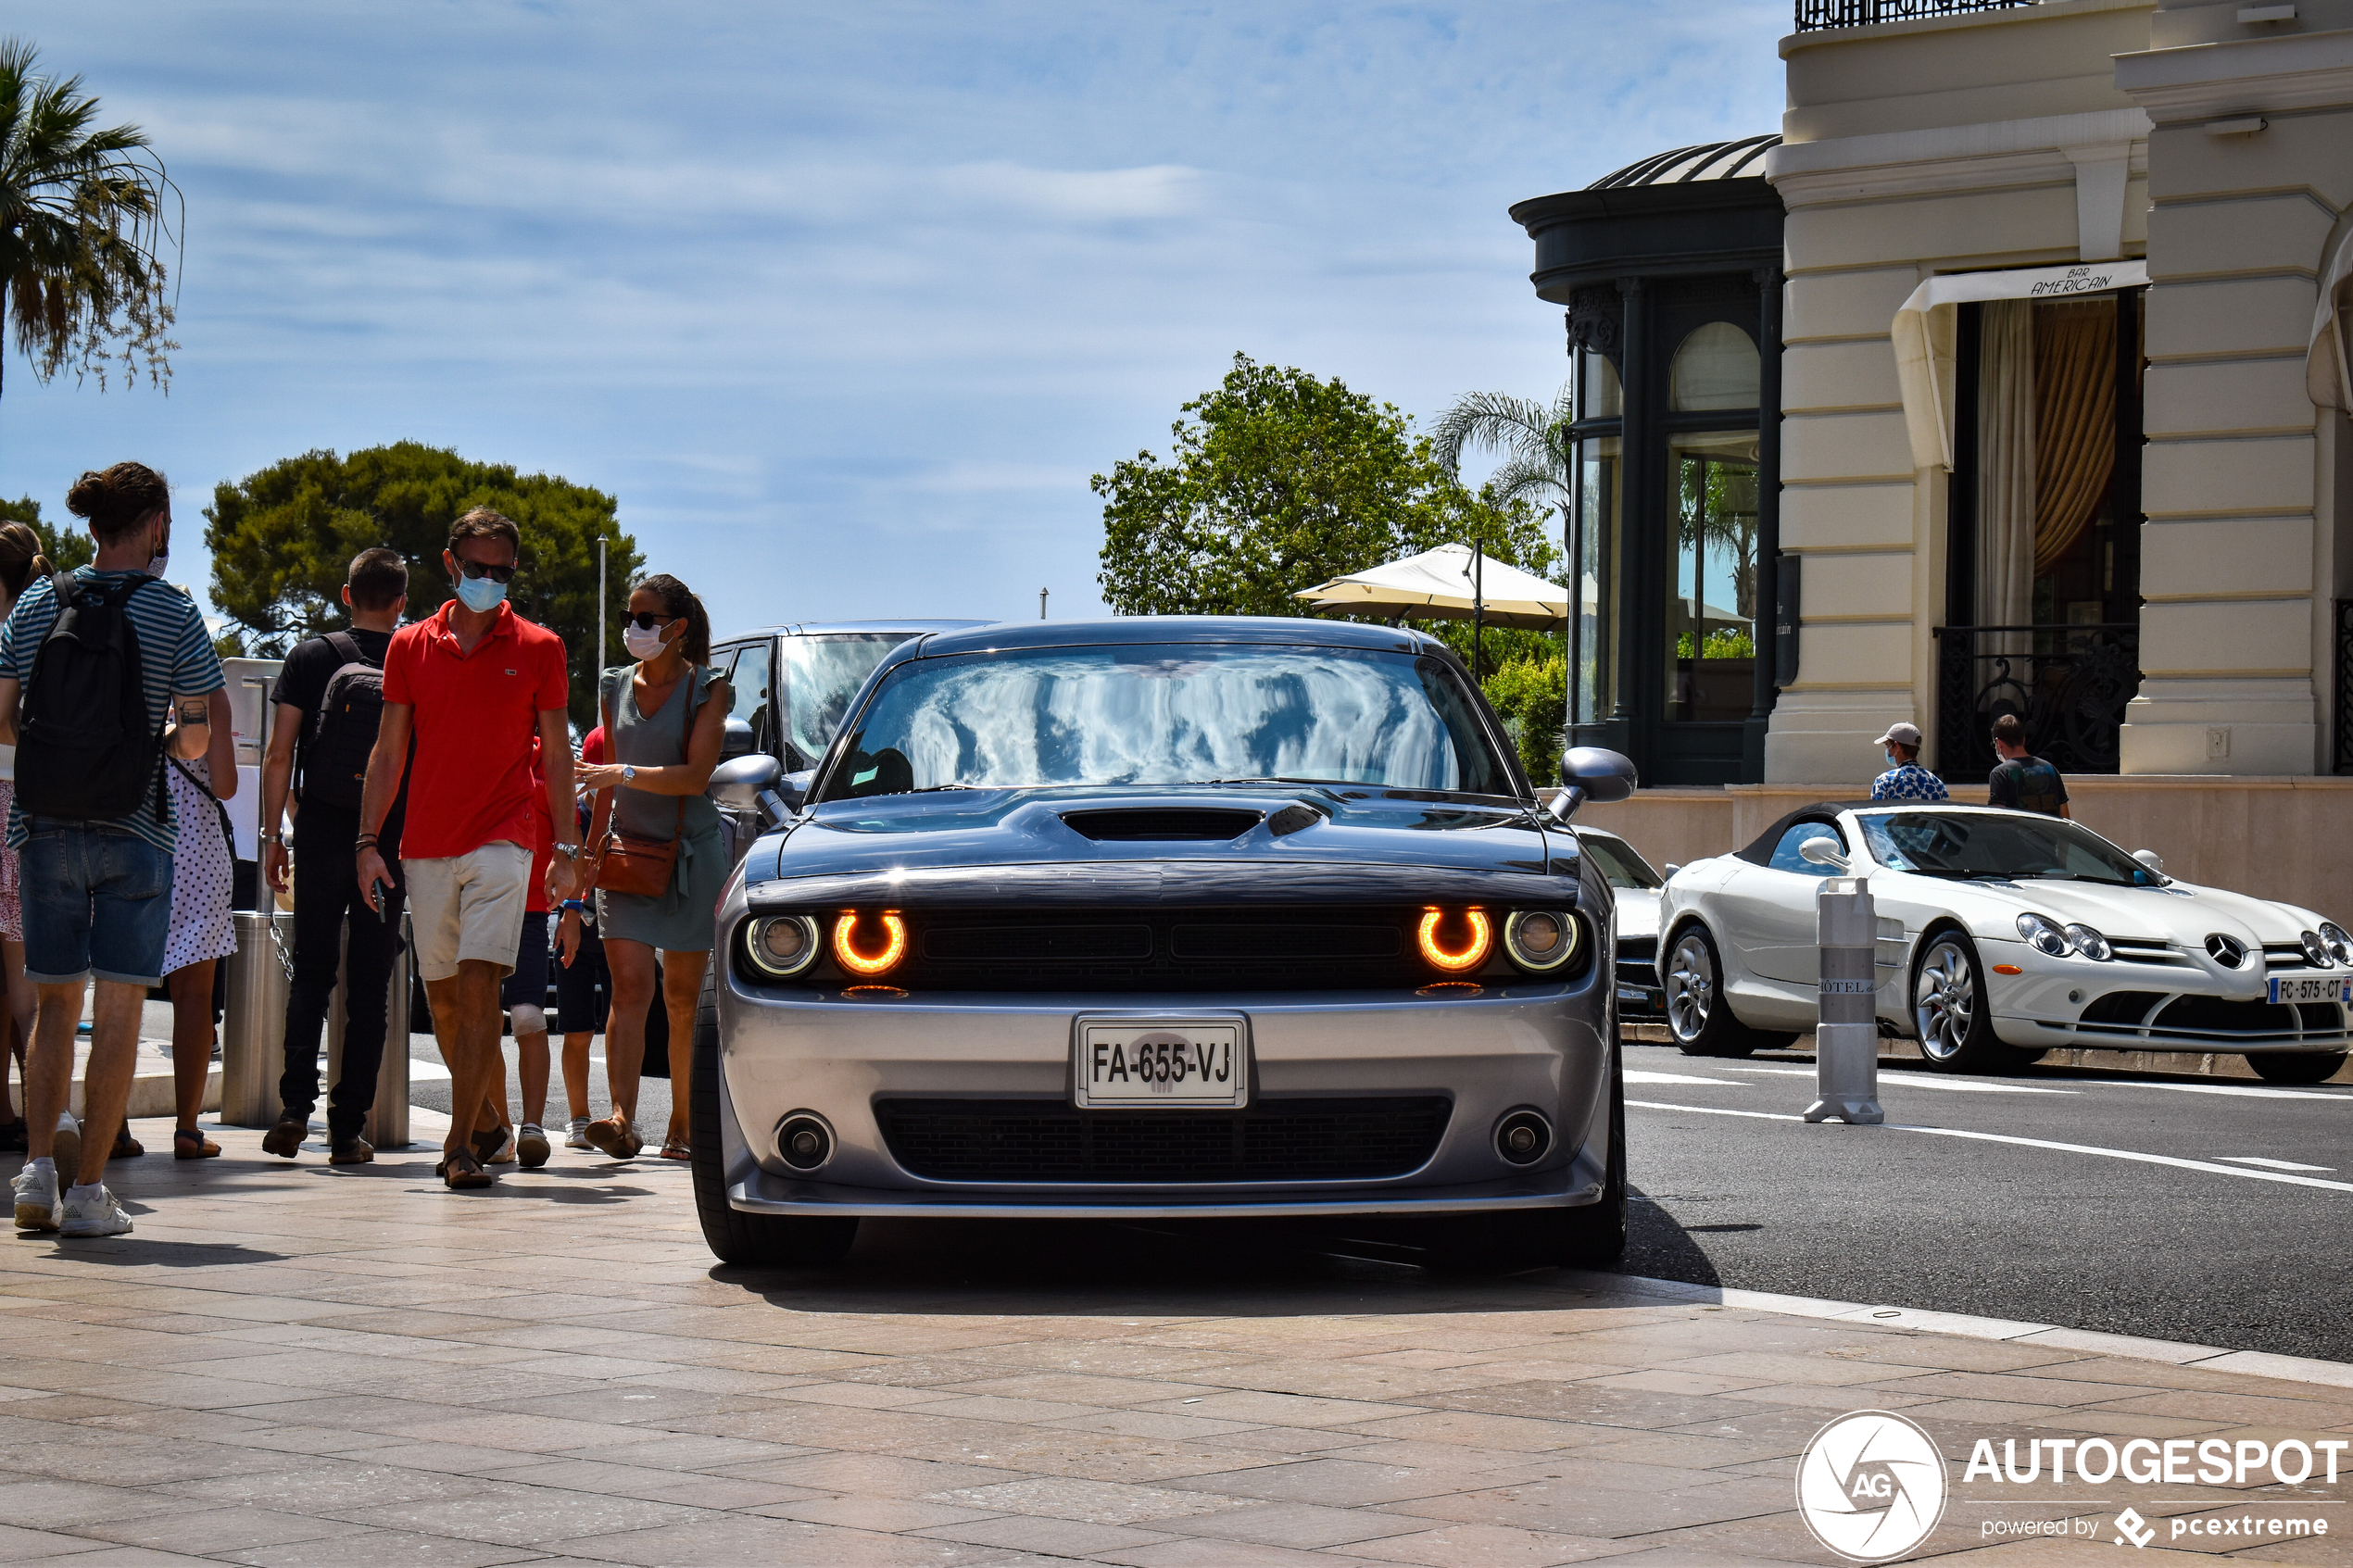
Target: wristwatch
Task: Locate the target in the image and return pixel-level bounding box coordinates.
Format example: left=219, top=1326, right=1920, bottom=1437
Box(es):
left=621, top=764, right=637, bottom=783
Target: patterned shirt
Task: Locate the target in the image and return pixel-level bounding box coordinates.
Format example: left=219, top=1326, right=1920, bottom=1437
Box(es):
left=1870, top=761, right=1950, bottom=802
left=0, top=570, right=225, bottom=854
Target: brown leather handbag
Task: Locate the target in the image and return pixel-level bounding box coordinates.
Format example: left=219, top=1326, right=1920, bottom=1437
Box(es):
left=588, top=670, right=701, bottom=898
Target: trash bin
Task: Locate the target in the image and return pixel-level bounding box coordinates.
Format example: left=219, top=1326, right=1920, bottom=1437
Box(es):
left=326, top=912, right=413, bottom=1149
left=221, top=910, right=294, bottom=1128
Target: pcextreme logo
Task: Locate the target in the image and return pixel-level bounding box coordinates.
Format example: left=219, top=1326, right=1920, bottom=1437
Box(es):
left=1795, top=1411, right=1949, bottom=1562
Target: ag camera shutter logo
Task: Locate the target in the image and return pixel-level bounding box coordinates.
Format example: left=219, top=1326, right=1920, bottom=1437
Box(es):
left=1796, top=1411, right=1949, bottom=1562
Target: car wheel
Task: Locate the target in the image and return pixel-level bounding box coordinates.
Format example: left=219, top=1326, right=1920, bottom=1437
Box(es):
left=1664, top=924, right=1766, bottom=1058
left=2246, top=1050, right=2348, bottom=1085
left=688, top=963, right=859, bottom=1269
left=1425, top=1024, right=1627, bottom=1273
left=1911, top=932, right=2032, bottom=1074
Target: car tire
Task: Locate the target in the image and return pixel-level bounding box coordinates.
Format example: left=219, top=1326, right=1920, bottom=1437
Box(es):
left=1425, top=1027, right=1627, bottom=1273
left=688, top=963, right=859, bottom=1269
left=1664, top=923, right=1776, bottom=1058
left=1911, top=931, right=2033, bottom=1074
left=2246, top=1049, right=2348, bottom=1085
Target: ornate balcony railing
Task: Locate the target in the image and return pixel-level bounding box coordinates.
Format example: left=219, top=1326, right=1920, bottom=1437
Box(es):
left=1932, top=623, right=2141, bottom=781
left=1795, top=0, right=2032, bottom=31
left=2335, top=601, right=2353, bottom=774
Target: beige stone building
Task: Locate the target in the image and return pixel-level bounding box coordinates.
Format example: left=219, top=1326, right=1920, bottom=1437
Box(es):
left=1515, top=0, right=2353, bottom=909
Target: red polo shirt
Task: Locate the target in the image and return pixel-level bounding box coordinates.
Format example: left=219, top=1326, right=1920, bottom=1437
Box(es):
left=382, top=600, right=569, bottom=860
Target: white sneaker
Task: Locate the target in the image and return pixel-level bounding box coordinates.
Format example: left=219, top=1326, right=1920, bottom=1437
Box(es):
left=58, top=1184, right=131, bottom=1238
left=51, top=1112, right=81, bottom=1185
left=486, top=1128, right=517, bottom=1165
left=564, top=1116, right=593, bottom=1150
left=12, top=1162, right=58, bottom=1232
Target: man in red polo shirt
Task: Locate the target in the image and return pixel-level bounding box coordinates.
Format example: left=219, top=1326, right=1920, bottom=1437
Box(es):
left=355, top=508, right=582, bottom=1190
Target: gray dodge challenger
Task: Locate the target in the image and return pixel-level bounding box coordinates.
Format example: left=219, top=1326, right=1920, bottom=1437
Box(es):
left=688, top=616, right=1637, bottom=1271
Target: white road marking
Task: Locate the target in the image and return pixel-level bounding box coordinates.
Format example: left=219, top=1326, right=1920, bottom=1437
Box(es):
left=1625, top=1070, right=1744, bottom=1086
left=2093, top=1080, right=2350, bottom=1101
left=1625, top=1098, right=2353, bottom=1195
left=1714, top=1065, right=2077, bottom=1095
left=2216, top=1155, right=2335, bottom=1172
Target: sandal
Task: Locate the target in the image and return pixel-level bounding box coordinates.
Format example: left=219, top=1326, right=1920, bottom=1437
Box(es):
left=441, top=1148, right=494, bottom=1190
left=110, top=1126, right=145, bottom=1160
left=472, top=1125, right=509, bottom=1164
left=659, top=1139, right=690, bottom=1160
left=172, top=1127, right=220, bottom=1160
left=583, top=1116, right=642, bottom=1160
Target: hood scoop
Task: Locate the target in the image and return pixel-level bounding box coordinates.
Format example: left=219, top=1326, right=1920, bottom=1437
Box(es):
left=1060, top=807, right=1265, bottom=843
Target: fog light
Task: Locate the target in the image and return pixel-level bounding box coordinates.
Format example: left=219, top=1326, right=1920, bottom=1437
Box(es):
left=1418, top=908, right=1492, bottom=972
left=833, top=909, right=907, bottom=977
left=1494, top=1109, right=1552, bottom=1166
left=776, top=1112, right=834, bottom=1172
left=746, top=915, right=821, bottom=979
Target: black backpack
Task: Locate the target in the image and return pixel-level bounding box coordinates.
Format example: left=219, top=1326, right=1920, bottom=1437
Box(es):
left=298, top=631, right=385, bottom=811
left=16, top=571, right=166, bottom=823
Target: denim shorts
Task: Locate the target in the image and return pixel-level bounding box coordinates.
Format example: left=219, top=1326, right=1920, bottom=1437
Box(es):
left=19, top=819, right=175, bottom=986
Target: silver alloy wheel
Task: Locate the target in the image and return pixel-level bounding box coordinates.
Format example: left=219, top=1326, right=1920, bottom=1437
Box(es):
left=1914, top=939, right=1976, bottom=1061
left=1666, top=929, right=1716, bottom=1044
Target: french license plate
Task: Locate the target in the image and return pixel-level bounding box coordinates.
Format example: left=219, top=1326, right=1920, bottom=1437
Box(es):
left=1074, top=1017, right=1248, bottom=1110
left=2268, top=973, right=2353, bottom=1005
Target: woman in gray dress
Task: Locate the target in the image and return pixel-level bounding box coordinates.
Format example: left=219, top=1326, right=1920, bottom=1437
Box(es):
left=575, top=574, right=731, bottom=1160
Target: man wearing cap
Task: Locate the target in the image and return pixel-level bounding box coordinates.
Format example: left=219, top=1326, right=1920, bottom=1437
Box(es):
left=1869, top=722, right=1948, bottom=802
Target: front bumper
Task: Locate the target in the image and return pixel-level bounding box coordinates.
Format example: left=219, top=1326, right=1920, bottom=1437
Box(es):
left=1970, top=938, right=2353, bottom=1053
left=714, top=976, right=1614, bottom=1217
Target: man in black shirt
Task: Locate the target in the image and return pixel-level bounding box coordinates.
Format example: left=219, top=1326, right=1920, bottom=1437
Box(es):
left=1987, top=712, right=2070, bottom=818
left=258, top=548, right=411, bottom=1162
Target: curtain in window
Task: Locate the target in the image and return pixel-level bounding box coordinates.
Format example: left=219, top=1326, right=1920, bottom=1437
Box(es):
left=1975, top=299, right=2035, bottom=629
left=2032, top=300, right=2116, bottom=576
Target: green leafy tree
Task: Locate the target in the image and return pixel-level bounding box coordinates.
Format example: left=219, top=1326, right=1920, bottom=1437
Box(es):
left=1094, top=354, right=1548, bottom=624
left=0, top=37, right=179, bottom=404
left=204, top=442, right=641, bottom=729
left=0, top=493, right=91, bottom=573
left=1480, top=655, right=1567, bottom=782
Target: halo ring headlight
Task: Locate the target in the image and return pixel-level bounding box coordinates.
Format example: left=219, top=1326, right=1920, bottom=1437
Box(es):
left=833, top=909, right=908, bottom=977
left=1504, top=909, right=1579, bottom=973
left=1417, top=908, right=1492, bottom=972
left=746, top=915, right=822, bottom=979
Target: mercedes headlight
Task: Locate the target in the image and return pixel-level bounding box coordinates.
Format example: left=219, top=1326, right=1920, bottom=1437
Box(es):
left=2299, top=929, right=2334, bottom=969
left=2016, top=913, right=2071, bottom=959
left=2063, top=923, right=2112, bottom=961
left=745, top=914, right=821, bottom=978
left=2320, top=922, right=2353, bottom=965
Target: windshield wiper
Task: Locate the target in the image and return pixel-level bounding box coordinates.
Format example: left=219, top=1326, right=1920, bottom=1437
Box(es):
left=1203, top=776, right=1343, bottom=787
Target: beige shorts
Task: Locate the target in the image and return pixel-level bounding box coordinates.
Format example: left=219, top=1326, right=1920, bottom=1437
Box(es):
left=404, top=841, right=532, bottom=984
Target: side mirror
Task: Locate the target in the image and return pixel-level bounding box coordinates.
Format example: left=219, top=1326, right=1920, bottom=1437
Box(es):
left=2133, top=848, right=2168, bottom=881
left=1799, top=837, right=1850, bottom=871
left=774, top=769, right=814, bottom=813
left=721, top=715, right=756, bottom=760
left=1663, top=863, right=1682, bottom=879
left=1551, top=746, right=1638, bottom=820
left=709, top=753, right=780, bottom=809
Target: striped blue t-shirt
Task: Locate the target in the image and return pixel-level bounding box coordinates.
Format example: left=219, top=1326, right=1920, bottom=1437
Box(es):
left=0, top=569, right=226, bottom=855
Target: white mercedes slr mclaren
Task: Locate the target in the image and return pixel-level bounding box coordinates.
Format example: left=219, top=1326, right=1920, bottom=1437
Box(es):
left=1655, top=802, right=2353, bottom=1083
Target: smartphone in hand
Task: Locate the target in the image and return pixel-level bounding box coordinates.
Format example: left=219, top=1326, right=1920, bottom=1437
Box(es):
left=370, top=877, right=394, bottom=922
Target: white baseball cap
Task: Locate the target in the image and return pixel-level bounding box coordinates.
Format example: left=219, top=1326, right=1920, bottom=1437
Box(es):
left=1874, top=722, right=1923, bottom=748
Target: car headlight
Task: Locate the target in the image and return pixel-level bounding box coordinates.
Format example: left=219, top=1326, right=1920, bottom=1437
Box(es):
left=833, top=909, right=908, bottom=977
left=2321, top=922, right=2353, bottom=965
left=2017, top=913, right=2071, bottom=958
left=2299, top=930, right=2334, bottom=969
left=1417, top=908, right=1492, bottom=972
left=1504, top=909, right=1579, bottom=973
left=2063, top=923, right=2112, bottom=961
left=745, top=914, right=821, bottom=979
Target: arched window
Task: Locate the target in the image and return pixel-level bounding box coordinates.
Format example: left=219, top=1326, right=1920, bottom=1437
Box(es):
left=1670, top=321, right=1760, bottom=411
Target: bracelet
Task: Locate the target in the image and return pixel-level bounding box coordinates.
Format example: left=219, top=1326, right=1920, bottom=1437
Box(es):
left=259, top=831, right=283, bottom=845
left=354, top=834, right=378, bottom=850
left=560, top=899, right=587, bottom=912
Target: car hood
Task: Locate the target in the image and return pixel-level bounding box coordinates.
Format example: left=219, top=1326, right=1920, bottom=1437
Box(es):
left=1884, top=871, right=2328, bottom=947
left=1613, top=885, right=1663, bottom=942
left=746, top=784, right=1572, bottom=890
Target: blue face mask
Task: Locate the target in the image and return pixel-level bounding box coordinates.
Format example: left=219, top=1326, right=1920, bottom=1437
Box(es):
left=1885, top=751, right=1903, bottom=770
left=453, top=572, right=508, bottom=613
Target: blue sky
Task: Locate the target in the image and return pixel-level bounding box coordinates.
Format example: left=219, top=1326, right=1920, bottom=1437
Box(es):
left=3, top=1, right=1785, bottom=637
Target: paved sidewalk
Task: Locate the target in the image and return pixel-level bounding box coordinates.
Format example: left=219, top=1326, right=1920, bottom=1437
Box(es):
left=0, top=1119, right=2347, bottom=1566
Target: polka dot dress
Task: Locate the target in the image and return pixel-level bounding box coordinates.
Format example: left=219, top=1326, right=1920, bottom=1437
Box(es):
left=162, top=757, right=239, bottom=976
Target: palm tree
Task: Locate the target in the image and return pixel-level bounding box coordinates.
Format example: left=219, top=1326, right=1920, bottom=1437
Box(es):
left=0, top=37, right=179, bottom=409
left=1429, top=386, right=1575, bottom=521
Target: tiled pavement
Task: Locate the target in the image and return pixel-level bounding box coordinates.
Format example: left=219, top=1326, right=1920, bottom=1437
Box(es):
left=0, top=1118, right=2347, bottom=1567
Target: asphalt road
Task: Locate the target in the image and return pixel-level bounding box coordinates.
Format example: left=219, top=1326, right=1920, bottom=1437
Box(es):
left=1617, top=1037, right=2353, bottom=1363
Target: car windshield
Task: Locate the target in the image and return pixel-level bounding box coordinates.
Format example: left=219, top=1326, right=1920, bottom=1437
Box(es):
left=821, top=642, right=1515, bottom=799
left=1857, top=810, right=2164, bottom=886
left=781, top=634, right=914, bottom=765
left=1580, top=834, right=1662, bottom=889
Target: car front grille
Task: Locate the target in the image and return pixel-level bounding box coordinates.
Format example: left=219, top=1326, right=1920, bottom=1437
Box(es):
left=874, top=1096, right=1453, bottom=1183
left=1614, top=935, right=1661, bottom=1015
left=2071, top=991, right=2350, bottom=1045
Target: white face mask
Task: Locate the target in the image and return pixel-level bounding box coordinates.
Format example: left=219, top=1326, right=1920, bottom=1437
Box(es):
left=623, top=621, right=674, bottom=661
left=146, top=522, right=170, bottom=578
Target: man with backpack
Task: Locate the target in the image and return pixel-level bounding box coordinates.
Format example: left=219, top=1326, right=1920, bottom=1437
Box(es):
left=258, top=547, right=411, bottom=1164
left=0, top=462, right=225, bottom=1238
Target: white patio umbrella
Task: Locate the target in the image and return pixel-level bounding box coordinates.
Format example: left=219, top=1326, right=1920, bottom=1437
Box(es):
left=1293, top=542, right=1570, bottom=630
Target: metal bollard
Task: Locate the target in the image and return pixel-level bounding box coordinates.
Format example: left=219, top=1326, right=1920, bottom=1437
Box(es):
left=325, top=912, right=414, bottom=1148
left=220, top=910, right=295, bottom=1127
left=1804, top=875, right=1884, bottom=1125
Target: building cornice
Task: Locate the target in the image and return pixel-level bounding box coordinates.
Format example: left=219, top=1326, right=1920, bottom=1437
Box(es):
left=1768, top=108, right=2151, bottom=207
left=2113, top=26, right=2353, bottom=120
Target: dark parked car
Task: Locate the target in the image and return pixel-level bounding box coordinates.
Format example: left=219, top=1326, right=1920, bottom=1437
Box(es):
left=688, top=617, right=1639, bottom=1272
